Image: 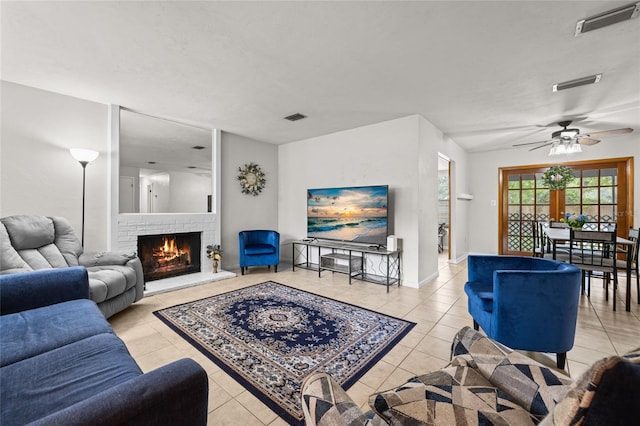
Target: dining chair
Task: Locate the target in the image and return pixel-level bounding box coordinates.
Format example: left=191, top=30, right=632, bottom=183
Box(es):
left=539, top=222, right=578, bottom=263
left=615, top=228, right=639, bottom=304
left=532, top=221, right=545, bottom=258
left=569, top=229, right=619, bottom=310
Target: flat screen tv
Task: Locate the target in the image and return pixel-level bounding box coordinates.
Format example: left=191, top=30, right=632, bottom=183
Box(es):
left=307, top=185, right=389, bottom=246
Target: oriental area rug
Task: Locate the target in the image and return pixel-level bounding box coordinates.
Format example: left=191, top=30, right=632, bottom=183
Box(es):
left=153, top=281, right=415, bottom=425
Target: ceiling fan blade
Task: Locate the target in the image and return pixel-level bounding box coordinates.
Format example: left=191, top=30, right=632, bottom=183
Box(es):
left=529, top=142, right=553, bottom=152
left=578, top=137, right=600, bottom=146
left=583, top=128, right=633, bottom=138
left=512, top=138, right=555, bottom=147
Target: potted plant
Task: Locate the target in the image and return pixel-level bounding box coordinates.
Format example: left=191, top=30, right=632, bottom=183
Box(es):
left=561, top=213, right=588, bottom=230
left=206, top=244, right=223, bottom=273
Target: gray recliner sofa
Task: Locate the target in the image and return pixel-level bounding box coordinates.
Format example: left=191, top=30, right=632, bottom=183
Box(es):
left=1, top=215, right=144, bottom=318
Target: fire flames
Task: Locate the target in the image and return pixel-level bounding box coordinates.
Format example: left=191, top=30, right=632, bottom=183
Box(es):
left=152, top=237, right=191, bottom=267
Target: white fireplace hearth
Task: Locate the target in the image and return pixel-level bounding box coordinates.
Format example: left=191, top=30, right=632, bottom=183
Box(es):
left=144, top=270, right=236, bottom=296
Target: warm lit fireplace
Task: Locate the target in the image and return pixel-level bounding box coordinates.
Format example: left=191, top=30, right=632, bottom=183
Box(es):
left=138, top=232, right=201, bottom=281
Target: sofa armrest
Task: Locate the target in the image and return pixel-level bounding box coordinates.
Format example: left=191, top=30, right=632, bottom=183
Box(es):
left=0, top=267, right=89, bottom=315
left=301, top=372, right=371, bottom=426
left=78, top=251, right=138, bottom=267
left=30, top=358, right=209, bottom=426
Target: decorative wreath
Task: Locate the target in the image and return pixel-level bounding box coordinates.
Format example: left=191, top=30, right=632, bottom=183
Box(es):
left=541, top=165, right=576, bottom=190
left=237, top=162, right=266, bottom=196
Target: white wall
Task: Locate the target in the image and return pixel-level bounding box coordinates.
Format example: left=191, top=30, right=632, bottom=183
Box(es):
left=0, top=81, right=109, bottom=251
left=467, top=134, right=639, bottom=255
left=168, top=171, right=211, bottom=213
left=278, top=115, right=469, bottom=287
left=221, top=132, right=279, bottom=270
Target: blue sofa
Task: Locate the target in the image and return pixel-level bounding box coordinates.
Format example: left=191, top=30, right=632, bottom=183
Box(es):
left=238, top=230, right=280, bottom=275
left=464, top=255, right=582, bottom=369
left=0, top=267, right=208, bottom=425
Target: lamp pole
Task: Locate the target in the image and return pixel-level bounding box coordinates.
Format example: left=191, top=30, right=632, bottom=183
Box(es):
left=70, top=149, right=99, bottom=247
left=79, top=160, right=89, bottom=247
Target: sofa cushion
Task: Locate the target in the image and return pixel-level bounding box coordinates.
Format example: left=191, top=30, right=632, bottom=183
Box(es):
left=302, top=372, right=377, bottom=426
left=87, top=265, right=138, bottom=303
left=0, top=223, right=31, bottom=273
left=369, top=365, right=537, bottom=425
left=1, top=215, right=55, bottom=250
left=0, top=299, right=112, bottom=367
left=16, top=246, right=70, bottom=269
left=0, top=333, right=142, bottom=426
left=452, top=326, right=572, bottom=421
left=464, top=281, right=494, bottom=312
left=50, top=216, right=83, bottom=266
left=244, top=243, right=276, bottom=255
left=541, top=350, right=640, bottom=425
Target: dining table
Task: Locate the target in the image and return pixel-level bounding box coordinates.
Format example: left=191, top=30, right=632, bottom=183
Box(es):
left=543, top=227, right=634, bottom=312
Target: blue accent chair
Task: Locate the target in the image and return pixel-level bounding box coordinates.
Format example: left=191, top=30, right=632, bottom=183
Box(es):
left=464, top=255, right=582, bottom=369
left=239, top=230, right=280, bottom=275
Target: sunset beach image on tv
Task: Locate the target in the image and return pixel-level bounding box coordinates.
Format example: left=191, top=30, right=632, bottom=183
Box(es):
left=307, top=185, right=388, bottom=245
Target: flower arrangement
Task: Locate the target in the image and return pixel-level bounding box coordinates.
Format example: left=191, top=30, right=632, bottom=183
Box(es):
left=561, top=213, right=588, bottom=230
left=237, top=162, right=266, bottom=196
left=206, top=244, right=223, bottom=260
left=541, top=165, right=576, bottom=190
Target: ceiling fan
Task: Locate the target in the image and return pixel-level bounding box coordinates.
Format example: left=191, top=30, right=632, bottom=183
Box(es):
left=513, top=120, right=633, bottom=155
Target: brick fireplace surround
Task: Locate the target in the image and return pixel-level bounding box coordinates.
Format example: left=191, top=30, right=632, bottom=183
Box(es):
left=116, top=213, right=234, bottom=295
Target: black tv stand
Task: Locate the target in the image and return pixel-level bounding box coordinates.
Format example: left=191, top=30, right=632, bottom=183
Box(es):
left=291, top=240, right=401, bottom=292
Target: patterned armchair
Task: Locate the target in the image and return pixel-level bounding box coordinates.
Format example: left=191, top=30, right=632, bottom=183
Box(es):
left=238, top=230, right=280, bottom=275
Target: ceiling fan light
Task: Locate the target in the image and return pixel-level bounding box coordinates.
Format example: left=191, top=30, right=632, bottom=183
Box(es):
left=568, top=142, right=582, bottom=154
left=560, top=129, right=579, bottom=138
left=549, top=142, right=563, bottom=156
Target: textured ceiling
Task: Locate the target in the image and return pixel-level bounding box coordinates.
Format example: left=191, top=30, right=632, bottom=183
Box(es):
left=2, top=1, right=639, bottom=153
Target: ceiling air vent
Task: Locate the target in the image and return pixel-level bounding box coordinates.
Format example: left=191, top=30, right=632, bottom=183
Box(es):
left=575, top=2, right=640, bottom=35
left=553, top=73, right=602, bottom=92
left=284, top=113, right=307, bottom=122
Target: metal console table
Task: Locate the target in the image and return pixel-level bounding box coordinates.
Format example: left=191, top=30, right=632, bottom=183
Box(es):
left=291, top=240, right=401, bottom=292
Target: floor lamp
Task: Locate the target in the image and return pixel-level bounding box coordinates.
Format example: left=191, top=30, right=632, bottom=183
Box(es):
left=70, top=148, right=99, bottom=247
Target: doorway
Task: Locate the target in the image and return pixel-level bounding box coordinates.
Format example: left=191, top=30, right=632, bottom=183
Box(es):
left=438, top=154, right=450, bottom=262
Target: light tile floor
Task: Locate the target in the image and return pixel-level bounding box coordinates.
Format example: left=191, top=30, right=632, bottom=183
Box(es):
left=109, top=253, right=640, bottom=425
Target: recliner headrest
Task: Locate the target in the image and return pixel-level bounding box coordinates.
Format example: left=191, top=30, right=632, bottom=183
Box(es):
left=1, top=215, right=55, bottom=250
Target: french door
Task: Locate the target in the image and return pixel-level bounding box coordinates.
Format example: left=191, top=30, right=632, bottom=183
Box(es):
left=499, top=157, right=634, bottom=255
